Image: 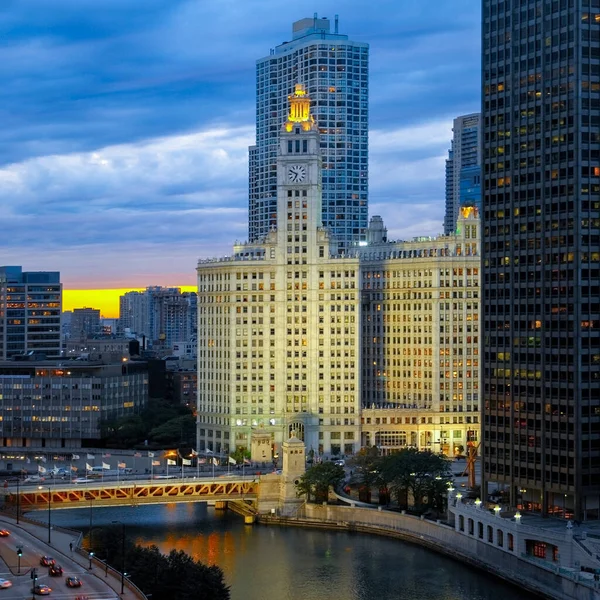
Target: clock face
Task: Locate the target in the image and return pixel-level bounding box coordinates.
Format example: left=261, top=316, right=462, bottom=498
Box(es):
left=288, top=165, right=307, bottom=183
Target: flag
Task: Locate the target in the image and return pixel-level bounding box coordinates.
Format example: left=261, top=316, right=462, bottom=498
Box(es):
left=71, top=465, right=78, bottom=472
left=102, top=462, right=110, bottom=470
left=198, top=458, right=206, bottom=464
left=148, top=452, right=155, bottom=458
left=38, top=465, right=47, bottom=474
left=40, top=456, right=47, bottom=463
left=72, top=454, right=80, bottom=460
left=118, top=462, right=126, bottom=469
left=182, top=458, right=191, bottom=466
left=228, top=456, right=236, bottom=465
left=212, top=457, right=219, bottom=467
left=206, top=449, right=214, bottom=454
left=152, top=460, right=160, bottom=466
left=167, top=459, right=176, bottom=466
left=87, top=454, right=95, bottom=460
left=243, top=458, right=251, bottom=465
left=86, top=463, right=93, bottom=471
left=134, top=452, right=142, bottom=458
left=102, top=453, right=111, bottom=458
left=190, top=449, right=199, bottom=457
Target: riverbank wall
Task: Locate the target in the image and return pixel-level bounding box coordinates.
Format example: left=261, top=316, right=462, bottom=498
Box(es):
left=258, top=503, right=600, bottom=600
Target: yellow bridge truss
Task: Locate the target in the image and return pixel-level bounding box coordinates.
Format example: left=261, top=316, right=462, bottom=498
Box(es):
left=7, top=480, right=259, bottom=510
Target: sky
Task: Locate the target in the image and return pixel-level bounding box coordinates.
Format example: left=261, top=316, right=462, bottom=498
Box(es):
left=0, top=0, right=481, bottom=316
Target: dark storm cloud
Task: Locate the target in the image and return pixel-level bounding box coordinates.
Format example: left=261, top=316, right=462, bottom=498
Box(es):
left=0, top=0, right=481, bottom=287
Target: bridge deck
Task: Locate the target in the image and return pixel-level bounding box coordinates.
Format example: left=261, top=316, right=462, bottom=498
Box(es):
left=6, top=478, right=258, bottom=510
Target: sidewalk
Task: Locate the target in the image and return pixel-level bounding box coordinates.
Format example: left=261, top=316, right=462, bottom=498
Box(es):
left=0, top=513, right=145, bottom=598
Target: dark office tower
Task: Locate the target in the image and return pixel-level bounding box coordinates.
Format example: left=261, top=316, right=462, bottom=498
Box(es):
left=482, top=0, right=600, bottom=520
left=249, top=15, right=369, bottom=253
left=0, top=266, right=62, bottom=359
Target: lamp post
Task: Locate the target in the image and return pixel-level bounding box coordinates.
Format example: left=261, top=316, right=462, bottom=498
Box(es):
left=112, top=520, right=125, bottom=595
left=38, top=486, right=51, bottom=544
left=89, top=497, right=93, bottom=553
left=15, top=477, right=20, bottom=525
left=88, top=551, right=94, bottom=570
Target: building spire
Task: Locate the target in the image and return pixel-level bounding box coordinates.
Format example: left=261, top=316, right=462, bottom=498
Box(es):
left=284, top=84, right=315, bottom=132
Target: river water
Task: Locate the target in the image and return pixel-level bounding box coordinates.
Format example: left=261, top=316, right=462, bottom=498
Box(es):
left=46, top=503, right=530, bottom=600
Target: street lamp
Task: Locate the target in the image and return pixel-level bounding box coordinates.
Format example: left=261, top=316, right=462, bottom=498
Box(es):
left=112, top=520, right=125, bottom=595
left=38, top=486, right=51, bottom=544
left=88, top=551, right=94, bottom=570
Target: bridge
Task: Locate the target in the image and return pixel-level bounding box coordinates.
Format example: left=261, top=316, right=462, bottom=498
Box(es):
left=4, top=477, right=260, bottom=511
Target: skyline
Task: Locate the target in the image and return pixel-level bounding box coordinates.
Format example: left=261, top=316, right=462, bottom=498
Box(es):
left=1, top=1, right=481, bottom=290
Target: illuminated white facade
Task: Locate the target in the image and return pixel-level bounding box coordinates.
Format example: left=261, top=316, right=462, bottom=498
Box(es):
left=198, top=86, right=361, bottom=457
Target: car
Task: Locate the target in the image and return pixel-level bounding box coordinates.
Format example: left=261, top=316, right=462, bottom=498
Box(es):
left=73, top=477, right=93, bottom=484
left=74, top=596, right=89, bottom=600
left=24, top=476, right=44, bottom=483
left=0, top=579, right=12, bottom=588
left=40, top=556, right=55, bottom=566
left=32, top=584, right=52, bottom=595
left=66, top=577, right=82, bottom=588
left=49, top=565, right=63, bottom=576
left=334, top=460, right=345, bottom=467
left=0, top=529, right=10, bottom=537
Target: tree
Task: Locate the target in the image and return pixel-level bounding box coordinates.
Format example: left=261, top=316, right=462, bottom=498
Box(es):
left=379, top=449, right=452, bottom=512
left=296, top=462, right=345, bottom=503
left=347, top=446, right=381, bottom=503
left=92, top=526, right=229, bottom=600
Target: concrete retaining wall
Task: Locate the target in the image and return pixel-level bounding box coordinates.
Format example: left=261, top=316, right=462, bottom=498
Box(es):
left=295, top=504, right=600, bottom=600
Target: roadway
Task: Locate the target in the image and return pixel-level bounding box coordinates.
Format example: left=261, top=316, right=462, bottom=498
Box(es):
left=0, top=516, right=120, bottom=599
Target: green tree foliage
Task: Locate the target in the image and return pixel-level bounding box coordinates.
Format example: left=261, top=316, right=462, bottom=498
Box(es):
left=91, top=526, right=229, bottom=600
left=296, top=462, right=345, bottom=503
left=100, top=398, right=195, bottom=448
left=230, top=447, right=250, bottom=464
left=378, top=449, right=452, bottom=512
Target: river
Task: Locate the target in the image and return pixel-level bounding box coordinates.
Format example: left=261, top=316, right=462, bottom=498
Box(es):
left=45, top=503, right=530, bottom=600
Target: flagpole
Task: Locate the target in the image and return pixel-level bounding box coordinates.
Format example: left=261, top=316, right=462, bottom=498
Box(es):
left=167, top=459, right=169, bottom=479
left=151, top=460, right=154, bottom=481
left=212, top=459, right=215, bottom=480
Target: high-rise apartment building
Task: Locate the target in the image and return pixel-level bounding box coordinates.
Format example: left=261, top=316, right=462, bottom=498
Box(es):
left=119, top=288, right=197, bottom=349
left=249, top=14, right=369, bottom=252
left=199, top=86, right=361, bottom=457
left=482, top=0, right=600, bottom=520
left=0, top=266, right=62, bottom=360
left=358, top=208, right=481, bottom=456
left=444, top=114, right=482, bottom=234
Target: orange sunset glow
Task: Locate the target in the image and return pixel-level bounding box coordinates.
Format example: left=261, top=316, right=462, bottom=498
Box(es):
left=63, top=286, right=197, bottom=319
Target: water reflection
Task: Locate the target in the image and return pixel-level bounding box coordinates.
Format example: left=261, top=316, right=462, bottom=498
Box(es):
left=45, top=503, right=530, bottom=600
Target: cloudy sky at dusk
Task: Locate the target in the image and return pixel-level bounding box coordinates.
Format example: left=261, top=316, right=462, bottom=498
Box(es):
left=0, top=0, right=480, bottom=305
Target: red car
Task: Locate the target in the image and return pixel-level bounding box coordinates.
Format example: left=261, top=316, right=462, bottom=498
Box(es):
left=39, top=556, right=55, bottom=567
left=66, top=577, right=82, bottom=588
left=49, top=564, right=63, bottom=576
left=0, top=530, right=9, bottom=537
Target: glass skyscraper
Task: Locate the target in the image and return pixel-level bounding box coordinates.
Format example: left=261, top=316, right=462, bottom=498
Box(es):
left=249, top=14, right=369, bottom=252
left=482, top=0, right=600, bottom=520
left=444, top=113, right=482, bottom=234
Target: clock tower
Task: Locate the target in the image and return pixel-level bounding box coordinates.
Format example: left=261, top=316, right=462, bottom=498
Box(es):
left=275, top=84, right=325, bottom=257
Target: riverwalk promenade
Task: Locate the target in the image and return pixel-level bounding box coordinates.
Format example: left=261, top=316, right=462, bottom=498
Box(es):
left=0, top=512, right=146, bottom=599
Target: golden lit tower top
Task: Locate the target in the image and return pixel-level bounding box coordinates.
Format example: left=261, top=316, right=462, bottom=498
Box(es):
left=284, top=84, right=315, bottom=132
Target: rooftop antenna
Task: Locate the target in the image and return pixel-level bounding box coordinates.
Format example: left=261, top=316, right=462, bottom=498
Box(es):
left=335, top=14, right=339, bottom=34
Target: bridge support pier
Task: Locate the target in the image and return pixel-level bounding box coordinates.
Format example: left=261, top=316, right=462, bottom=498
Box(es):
left=214, top=501, right=228, bottom=511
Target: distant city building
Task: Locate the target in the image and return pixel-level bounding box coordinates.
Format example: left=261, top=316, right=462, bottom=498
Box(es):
left=0, top=359, right=148, bottom=447
left=444, top=114, right=481, bottom=234
left=357, top=207, right=481, bottom=456
left=70, top=307, right=101, bottom=340
left=249, top=14, right=369, bottom=253
left=64, top=337, right=131, bottom=363
left=199, top=85, right=362, bottom=457
left=0, top=266, right=62, bottom=360
left=118, top=288, right=197, bottom=349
